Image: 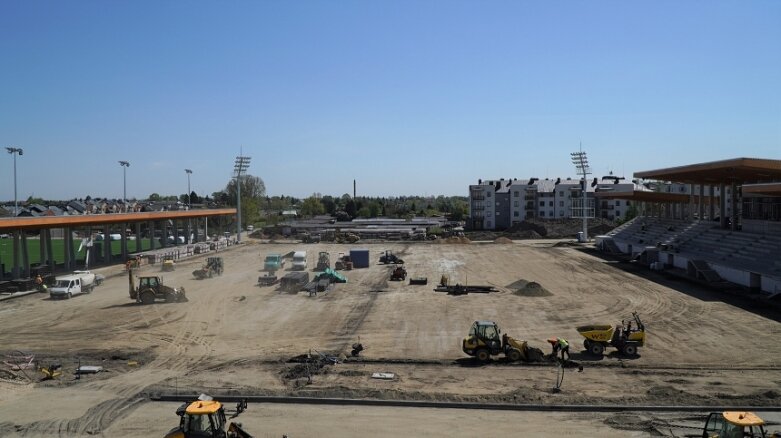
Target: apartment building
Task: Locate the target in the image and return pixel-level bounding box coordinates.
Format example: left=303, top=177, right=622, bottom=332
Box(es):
left=469, top=177, right=638, bottom=231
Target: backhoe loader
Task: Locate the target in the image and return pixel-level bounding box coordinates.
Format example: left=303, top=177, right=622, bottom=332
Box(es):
left=462, top=321, right=544, bottom=362
left=692, top=411, right=779, bottom=438
left=164, top=397, right=253, bottom=438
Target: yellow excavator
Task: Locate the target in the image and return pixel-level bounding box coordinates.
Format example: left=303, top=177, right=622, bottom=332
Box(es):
left=164, top=397, right=253, bottom=438
left=462, top=320, right=544, bottom=362
left=694, top=411, right=779, bottom=438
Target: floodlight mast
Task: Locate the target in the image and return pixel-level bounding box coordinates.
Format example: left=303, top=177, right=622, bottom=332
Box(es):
left=118, top=160, right=130, bottom=204
left=6, top=147, right=23, bottom=216
left=570, top=148, right=591, bottom=241
left=233, top=155, right=251, bottom=242
left=185, top=169, right=193, bottom=208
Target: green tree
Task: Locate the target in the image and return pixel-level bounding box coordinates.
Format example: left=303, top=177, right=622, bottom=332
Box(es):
left=300, top=196, right=326, bottom=217
left=148, top=193, right=161, bottom=201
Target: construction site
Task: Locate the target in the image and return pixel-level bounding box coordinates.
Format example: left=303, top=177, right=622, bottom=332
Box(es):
left=0, top=234, right=780, bottom=436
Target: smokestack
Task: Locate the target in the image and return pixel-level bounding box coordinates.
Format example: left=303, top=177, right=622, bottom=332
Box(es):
left=353, top=179, right=356, bottom=199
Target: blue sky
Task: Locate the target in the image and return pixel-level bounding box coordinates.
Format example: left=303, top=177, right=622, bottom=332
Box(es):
left=1, top=1, right=779, bottom=200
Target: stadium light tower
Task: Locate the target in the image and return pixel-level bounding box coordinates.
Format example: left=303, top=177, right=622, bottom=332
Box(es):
left=571, top=148, right=592, bottom=242
left=234, top=155, right=251, bottom=242
left=6, top=147, right=23, bottom=216
left=185, top=169, right=193, bottom=208
left=118, top=160, right=130, bottom=203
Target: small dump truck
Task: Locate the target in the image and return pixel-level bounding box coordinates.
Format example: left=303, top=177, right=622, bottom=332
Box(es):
left=577, top=312, right=645, bottom=356
left=161, top=255, right=175, bottom=272
left=390, top=266, right=407, bottom=281
left=128, top=269, right=186, bottom=304
left=49, top=271, right=97, bottom=299
left=334, top=253, right=352, bottom=270
left=696, top=411, right=776, bottom=438
left=193, top=257, right=224, bottom=279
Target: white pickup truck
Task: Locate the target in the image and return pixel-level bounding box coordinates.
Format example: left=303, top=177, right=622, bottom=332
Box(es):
left=49, top=271, right=101, bottom=299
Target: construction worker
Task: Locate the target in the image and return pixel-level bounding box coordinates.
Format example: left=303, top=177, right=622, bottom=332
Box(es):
left=547, top=337, right=570, bottom=361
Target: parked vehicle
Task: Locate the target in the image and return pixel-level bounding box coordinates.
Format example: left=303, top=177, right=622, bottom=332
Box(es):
left=49, top=271, right=97, bottom=299
left=292, top=251, right=307, bottom=270
left=280, top=272, right=310, bottom=292
left=264, top=254, right=285, bottom=271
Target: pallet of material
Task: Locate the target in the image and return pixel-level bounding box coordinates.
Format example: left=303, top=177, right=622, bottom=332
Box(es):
left=409, top=277, right=428, bottom=285
left=433, top=284, right=496, bottom=295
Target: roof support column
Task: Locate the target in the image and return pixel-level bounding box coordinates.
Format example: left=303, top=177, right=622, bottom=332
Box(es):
left=689, top=183, right=695, bottom=221
left=731, top=181, right=738, bottom=231
left=103, top=224, right=111, bottom=265
left=161, top=221, right=168, bottom=248
left=698, top=184, right=704, bottom=221
left=665, top=202, right=672, bottom=219
left=64, top=227, right=74, bottom=272
left=45, top=229, right=54, bottom=272
left=38, top=229, right=46, bottom=269
left=12, top=230, right=21, bottom=279
left=719, top=183, right=727, bottom=229
left=120, top=223, right=128, bottom=262
left=135, top=223, right=142, bottom=253
left=173, top=220, right=180, bottom=246
left=17, top=231, right=29, bottom=278
left=149, top=221, right=156, bottom=251
left=709, top=185, right=715, bottom=221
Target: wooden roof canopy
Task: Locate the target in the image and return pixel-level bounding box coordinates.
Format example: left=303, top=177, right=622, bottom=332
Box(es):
left=742, top=182, right=781, bottom=197
left=0, top=209, right=237, bottom=231
left=633, top=157, right=781, bottom=184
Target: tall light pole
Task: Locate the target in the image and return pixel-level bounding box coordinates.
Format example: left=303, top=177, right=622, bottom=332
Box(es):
left=6, top=147, right=23, bottom=216
left=118, top=161, right=130, bottom=204
left=185, top=169, right=193, bottom=208
left=571, top=148, right=592, bottom=242
left=234, top=155, right=251, bottom=242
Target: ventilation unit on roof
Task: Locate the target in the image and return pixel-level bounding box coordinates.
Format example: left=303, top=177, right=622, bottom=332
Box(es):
left=528, top=178, right=537, bottom=185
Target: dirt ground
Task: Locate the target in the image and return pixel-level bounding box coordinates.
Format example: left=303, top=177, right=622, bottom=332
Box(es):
left=1, top=240, right=779, bottom=436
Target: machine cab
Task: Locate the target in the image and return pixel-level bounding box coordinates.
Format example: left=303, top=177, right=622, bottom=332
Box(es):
left=171, top=400, right=227, bottom=438
left=703, top=411, right=768, bottom=438
left=464, top=321, right=502, bottom=352
left=140, top=276, right=161, bottom=288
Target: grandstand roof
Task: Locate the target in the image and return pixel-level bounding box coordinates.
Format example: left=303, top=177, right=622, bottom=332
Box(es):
left=634, top=157, right=781, bottom=184
left=0, top=209, right=236, bottom=231
left=742, top=182, right=781, bottom=196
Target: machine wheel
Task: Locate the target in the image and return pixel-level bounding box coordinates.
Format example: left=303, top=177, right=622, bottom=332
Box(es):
left=583, top=339, right=592, bottom=350
left=140, top=290, right=156, bottom=305
left=67, top=292, right=73, bottom=299
left=476, top=349, right=491, bottom=362
left=589, top=343, right=605, bottom=356
left=623, top=344, right=638, bottom=356
left=507, top=349, right=522, bottom=362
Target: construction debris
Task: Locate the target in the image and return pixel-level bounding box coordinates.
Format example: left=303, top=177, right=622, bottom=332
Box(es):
left=371, top=372, right=395, bottom=380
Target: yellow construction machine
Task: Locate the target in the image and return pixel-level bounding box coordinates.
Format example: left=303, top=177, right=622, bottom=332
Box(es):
left=462, top=320, right=544, bottom=362
left=694, top=411, right=779, bottom=438
left=164, top=397, right=253, bottom=438
left=577, top=311, right=645, bottom=356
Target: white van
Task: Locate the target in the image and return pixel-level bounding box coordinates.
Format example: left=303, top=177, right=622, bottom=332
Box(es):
left=292, top=251, right=307, bottom=270
left=49, top=272, right=96, bottom=299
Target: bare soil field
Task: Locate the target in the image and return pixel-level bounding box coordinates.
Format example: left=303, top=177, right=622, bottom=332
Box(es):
left=1, top=240, right=779, bottom=436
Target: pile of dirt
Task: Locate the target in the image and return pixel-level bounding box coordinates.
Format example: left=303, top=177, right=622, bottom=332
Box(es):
left=507, top=279, right=552, bottom=297
left=494, top=237, right=513, bottom=244
left=435, top=236, right=471, bottom=244
left=282, top=352, right=341, bottom=381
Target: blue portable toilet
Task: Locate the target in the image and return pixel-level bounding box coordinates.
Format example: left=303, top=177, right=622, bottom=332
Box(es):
left=349, top=248, right=370, bottom=268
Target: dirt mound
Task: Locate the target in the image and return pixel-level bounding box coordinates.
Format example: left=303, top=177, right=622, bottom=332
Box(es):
left=494, top=237, right=513, bottom=244
left=435, top=236, right=471, bottom=244
left=507, top=279, right=552, bottom=297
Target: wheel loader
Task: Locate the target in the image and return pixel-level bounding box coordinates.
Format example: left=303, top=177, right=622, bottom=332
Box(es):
left=462, top=321, right=544, bottom=362
left=164, top=397, right=253, bottom=438
left=577, top=311, right=645, bottom=356
left=128, top=268, right=187, bottom=304
left=691, top=411, right=779, bottom=438
left=193, top=257, right=224, bottom=279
